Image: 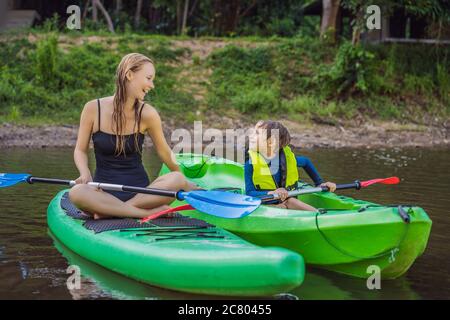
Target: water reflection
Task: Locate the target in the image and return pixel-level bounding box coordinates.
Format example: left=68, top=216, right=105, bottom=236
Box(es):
left=0, top=147, right=449, bottom=299
left=49, top=231, right=260, bottom=300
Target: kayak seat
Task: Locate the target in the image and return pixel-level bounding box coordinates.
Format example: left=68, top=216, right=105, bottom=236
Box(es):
left=83, top=216, right=213, bottom=234
left=61, top=192, right=91, bottom=220
left=60, top=192, right=214, bottom=234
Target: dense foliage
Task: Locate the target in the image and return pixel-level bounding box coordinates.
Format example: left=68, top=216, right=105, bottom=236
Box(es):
left=20, top=0, right=449, bottom=38
left=0, top=32, right=447, bottom=125
left=0, top=33, right=196, bottom=124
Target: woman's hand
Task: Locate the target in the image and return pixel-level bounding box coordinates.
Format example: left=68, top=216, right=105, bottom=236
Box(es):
left=320, top=182, right=337, bottom=192
left=74, top=173, right=93, bottom=184
left=268, top=188, right=289, bottom=201
left=187, top=181, right=203, bottom=191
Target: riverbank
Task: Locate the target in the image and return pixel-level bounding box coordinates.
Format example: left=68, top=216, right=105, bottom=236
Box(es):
left=1, top=121, right=448, bottom=149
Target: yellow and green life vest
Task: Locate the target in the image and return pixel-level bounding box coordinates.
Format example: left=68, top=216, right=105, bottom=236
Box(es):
left=248, top=146, right=299, bottom=190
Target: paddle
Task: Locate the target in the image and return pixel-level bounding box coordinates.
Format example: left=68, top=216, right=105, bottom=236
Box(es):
left=259, top=176, right=400, bottom=201
left=141, top=204, right=194, bottom=223
left=0, top=173, right=261, bottom=219
left=140, top=177, right=400, bottom=221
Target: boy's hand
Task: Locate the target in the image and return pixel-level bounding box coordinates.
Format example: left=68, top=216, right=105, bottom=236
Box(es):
left=320, top=182, right=337, bottom=192
left=268, top=188, right=289, bottom=201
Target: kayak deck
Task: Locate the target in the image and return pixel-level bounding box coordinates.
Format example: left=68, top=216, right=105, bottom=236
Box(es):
left=47, top=190, right=305, bottom=296
left=160, top=153, right=432, bottom=279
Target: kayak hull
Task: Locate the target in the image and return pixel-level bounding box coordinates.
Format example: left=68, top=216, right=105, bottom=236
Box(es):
left=47, top=190, right=305, bottom=297
left=160, top=153, right=432, bottom=279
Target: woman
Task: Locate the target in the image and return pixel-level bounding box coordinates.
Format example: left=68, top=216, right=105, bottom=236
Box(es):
left=69, top=53, right=193, bottom=219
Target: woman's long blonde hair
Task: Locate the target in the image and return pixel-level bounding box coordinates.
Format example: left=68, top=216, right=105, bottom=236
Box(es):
left=113, top=53, right=154, bottom=156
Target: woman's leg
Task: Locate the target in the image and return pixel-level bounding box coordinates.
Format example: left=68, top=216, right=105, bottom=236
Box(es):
left=69, top=172, right=196, bottom=219
left=285, top=197, right=318, bottom=211
left=125, top=171, right=193, bottom=210
left=68, top=184, right=169, bottom=219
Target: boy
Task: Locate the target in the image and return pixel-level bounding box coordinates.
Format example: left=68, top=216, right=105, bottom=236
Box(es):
left=245, top=120, right=336, bottom=211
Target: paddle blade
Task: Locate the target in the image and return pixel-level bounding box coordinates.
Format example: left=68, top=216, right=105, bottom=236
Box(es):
left=360, top=176, right=400, bottom=188
left=0, top=173, right=31, bottom=188
left=182, top=190, right=261, bottom=219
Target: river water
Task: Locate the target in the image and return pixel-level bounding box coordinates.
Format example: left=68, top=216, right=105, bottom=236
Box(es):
left=0, top=147, right=448, bottom=300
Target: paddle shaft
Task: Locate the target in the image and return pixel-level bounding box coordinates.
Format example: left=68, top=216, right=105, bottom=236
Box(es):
left=259, top=181, right=361, bottom=201
left=26, top=176, right=181, bottom=199
left=2, top=173, right=262, bottom=219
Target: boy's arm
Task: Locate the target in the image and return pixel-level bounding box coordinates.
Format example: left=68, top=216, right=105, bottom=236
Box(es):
left=296, top=156, right=323, bottom=186
left=244, top=160, right=269, bottom=197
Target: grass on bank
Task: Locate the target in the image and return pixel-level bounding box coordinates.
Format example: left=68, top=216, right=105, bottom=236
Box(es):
left=0, top=30, right=448, bottom=127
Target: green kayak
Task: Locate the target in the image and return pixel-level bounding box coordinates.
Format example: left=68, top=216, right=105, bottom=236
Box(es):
left=47, top=190, right=304, bottom=297
left=159, top=153, right=432, bottom=279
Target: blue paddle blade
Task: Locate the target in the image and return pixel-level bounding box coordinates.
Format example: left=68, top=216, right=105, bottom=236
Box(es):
left=0, top=173, right=31, bottom=188
left=180, top=190, right=261, bottom=219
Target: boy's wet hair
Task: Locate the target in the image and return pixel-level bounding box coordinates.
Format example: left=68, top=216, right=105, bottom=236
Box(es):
left=255, top=120, right=291, bottom=149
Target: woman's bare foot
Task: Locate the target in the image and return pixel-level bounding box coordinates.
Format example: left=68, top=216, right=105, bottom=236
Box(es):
left=93, top=205, right=172, bottom=220
left=93, top=212, right=108, bottom=220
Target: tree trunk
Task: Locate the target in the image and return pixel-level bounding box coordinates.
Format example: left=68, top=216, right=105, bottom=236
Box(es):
left=92, top=0, right=98, bottom=22
left=239, top=0, right=257, bottom=18
left=189, top=0, right=198, bottom=17
left=213, top=0, right=245, bottom=35
left=148, top=3, right=153, bottom=28
left=225, top=0, right=240, bottom=34
left=148, top=3, right=163, bottom=30
left=92, top=0, right=115, bottom=32
left=320, top=0, right=340, bottom=43
left=176, top=0, right=182, bottom=34
left=211, top=0, right=221, bottom=35
left=148, top=3, right=156, bottom=29
left=389, top=9, right=407, bottom=38
left=352, top=28, right=361, bottom=45
left=135, top=0, right=143, bottom=28
left=181, top=0, right=189, bottom=34
left=233, top=0, right=241, bottom=32
left=83, top=0, right=91, bottom=20
left=234, top=0, right=257, bottom=33
left=115, top=0, right=122, bottom=14
left=0, top=0, right=6, bottom=28
left=351, top=6, right=364, bottom=45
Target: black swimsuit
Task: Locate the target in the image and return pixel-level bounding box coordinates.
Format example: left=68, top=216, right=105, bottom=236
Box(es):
left=92, top=99, right=150, bottom=202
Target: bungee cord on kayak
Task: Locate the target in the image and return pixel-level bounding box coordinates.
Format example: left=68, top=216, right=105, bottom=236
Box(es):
left=314, top=208, right=411, bottom=262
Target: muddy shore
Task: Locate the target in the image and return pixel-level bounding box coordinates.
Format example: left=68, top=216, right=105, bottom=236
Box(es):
left=1, top=121, right=448, bottom=149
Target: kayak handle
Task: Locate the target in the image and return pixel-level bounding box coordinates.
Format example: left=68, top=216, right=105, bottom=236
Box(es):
left=397, top=205, right=411, bottom=223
